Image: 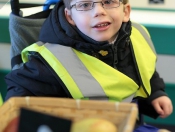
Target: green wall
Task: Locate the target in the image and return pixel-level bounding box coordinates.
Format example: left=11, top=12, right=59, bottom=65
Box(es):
left=0, top=17, right=9, bottom=102
left=0, top=70, right=9, bottom=101
left=0, top=17, right=10, bottom=43
left=145, top=24, right=175, bottom=55
left=0, top=17, right=10, bottom=102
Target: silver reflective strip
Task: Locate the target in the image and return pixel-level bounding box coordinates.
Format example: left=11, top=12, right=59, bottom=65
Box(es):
left=44, top=43, right=107, bottom=98
left=132, top=22, right=157, bottom=55
left=37, top=41, right=45, bottom=46
left=122, top=93, right=135, bottom=102
left=89, top=94, right=134, bottom=102
left=12, top=63, right=23, bottom=70
left=89, top=97, right=109, bottom=101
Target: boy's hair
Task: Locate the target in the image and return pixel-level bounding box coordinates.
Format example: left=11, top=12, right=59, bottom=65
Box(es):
left=63, top=0, right=129, bottom=10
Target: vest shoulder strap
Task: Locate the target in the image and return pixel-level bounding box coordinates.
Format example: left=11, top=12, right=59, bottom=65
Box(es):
left=132, top=22, right=157, bottom=56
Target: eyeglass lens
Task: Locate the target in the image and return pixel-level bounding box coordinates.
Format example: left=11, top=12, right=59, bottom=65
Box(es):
left=73, top=0, right=121, bottom=11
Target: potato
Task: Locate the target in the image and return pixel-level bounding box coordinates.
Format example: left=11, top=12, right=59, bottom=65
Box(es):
left=71, top=118, right=117, bottom=132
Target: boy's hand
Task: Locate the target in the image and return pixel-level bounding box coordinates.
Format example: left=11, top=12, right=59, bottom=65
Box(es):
left=151, top=96, right=173, bottom=118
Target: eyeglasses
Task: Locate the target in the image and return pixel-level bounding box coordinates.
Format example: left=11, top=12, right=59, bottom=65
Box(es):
left=70, top=0, right=123, bottom=11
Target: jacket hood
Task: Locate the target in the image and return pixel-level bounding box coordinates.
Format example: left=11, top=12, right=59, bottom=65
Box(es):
left=39, top=1, right=131, bottom=55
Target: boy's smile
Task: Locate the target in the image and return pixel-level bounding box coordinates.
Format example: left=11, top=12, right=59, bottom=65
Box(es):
left=92, top=21, right=111, bottom=31
left=65, top=0, right=130, bottom=43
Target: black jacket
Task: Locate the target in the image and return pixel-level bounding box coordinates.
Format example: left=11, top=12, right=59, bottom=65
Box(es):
left=5, top=1, right=166, bottom=118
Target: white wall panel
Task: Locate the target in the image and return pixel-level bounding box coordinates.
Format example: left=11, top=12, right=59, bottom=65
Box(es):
left=156, top=55, right=175, bottom=84
left=0, top=44, right=11, bottom=70
left=130, top=0, right=175, bottom=10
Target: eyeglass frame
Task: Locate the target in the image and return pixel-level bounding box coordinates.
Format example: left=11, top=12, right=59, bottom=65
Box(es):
left=70, top=0, right=123, bottom=11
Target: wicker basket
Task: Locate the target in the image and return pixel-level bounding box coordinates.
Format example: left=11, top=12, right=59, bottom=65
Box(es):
left=0, top=97, right=138, bottom=132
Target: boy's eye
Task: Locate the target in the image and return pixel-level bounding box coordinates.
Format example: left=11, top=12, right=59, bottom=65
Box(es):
left=78, top=2, right=92, bottom=9
left=103, top=0, right=115, bottom=4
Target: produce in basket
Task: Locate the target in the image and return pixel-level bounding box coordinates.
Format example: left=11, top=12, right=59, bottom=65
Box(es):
left=3, top=117, right=19, bottom=132
left=71, top=117, right=117, bottom=132
left=158, top=129, right=171, bottom=132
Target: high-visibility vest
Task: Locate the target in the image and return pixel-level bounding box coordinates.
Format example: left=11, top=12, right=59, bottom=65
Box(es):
left=0, top=93, right=3, bottom=106
left=21, top=23, right=156, bottom=102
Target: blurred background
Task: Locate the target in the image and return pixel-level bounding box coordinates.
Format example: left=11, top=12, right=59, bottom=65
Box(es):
left=0, top=0, right=175, bottom=130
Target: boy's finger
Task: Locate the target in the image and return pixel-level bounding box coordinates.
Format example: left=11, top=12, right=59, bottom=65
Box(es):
left=166, top=104, right=173, bottom=117
left=161, top=104, right=169, bottom=117
left=162, top=103, right=173, bottom=118
left=169, top=103, right=173, bottom=114
left=153, top=102, right=164, bottom=115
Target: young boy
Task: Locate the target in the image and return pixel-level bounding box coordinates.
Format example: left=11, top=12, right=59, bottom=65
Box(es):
left=5, top=0, right=172, bottom=121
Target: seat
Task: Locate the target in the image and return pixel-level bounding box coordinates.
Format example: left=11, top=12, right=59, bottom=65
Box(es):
left=9, top=0, right=59, bottom=70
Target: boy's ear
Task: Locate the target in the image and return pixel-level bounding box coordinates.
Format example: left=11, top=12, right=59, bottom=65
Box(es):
left=122, top=3, right=131, bottom=22
left=64, top=8, right=76, bottom=26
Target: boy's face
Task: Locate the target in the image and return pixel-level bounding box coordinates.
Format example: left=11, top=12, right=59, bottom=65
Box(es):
left=65, top=0, right=130, bottom=43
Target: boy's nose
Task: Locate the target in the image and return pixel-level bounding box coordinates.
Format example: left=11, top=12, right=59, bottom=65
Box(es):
left=92, top=2, right=106, bottom=17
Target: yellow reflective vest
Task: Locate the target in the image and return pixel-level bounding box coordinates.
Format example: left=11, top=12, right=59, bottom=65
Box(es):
left=21, top=23, right=156, bottom=102
left=0, top=93, right=3, bottom=106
